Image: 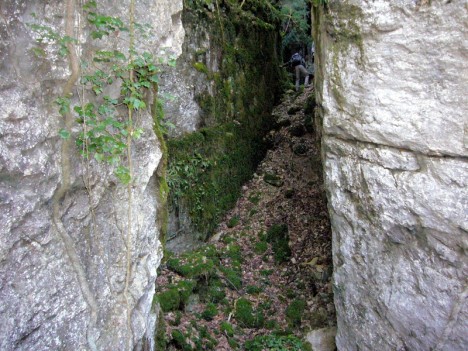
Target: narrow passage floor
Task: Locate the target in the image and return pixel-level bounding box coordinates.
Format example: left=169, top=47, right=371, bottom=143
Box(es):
left=156, top=86, right=335, bottom=350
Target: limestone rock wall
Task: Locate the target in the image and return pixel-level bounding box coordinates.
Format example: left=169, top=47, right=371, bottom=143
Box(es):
left=0, top=0, right=183, bottom=350
left=313, top=1, right=468, bottom=350
left=162, top=2, right=283, bottom=245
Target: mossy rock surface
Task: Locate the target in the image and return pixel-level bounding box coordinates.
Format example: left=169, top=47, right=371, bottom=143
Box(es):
left=168, top=0, right=283, bottom=240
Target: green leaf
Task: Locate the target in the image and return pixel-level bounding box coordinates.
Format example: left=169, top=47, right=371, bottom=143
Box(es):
left=132, top=99, right=146, bottom=110
left=115, top=166, right=131, bottom=184
left=92, top=86, right=103, bottom=95
left=55, top=96, right=71, bottom=115
left=168, top=57, right=177, bottom=67
left=90, top=30, right=106, bottom=40
left=31, top=47, right=46, bottom=58
left=94, top=153, right=104, bottom=162
left=59, top=129, right=71, bottom=139
left=83, top=0, right=97, bottom=11
left=133, top=128, right=144, bottom=139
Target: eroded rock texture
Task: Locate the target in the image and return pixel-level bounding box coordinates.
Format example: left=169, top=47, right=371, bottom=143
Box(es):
left=0, top=0, right=183, bottom=350
left=314, top=1, right=468, bottom=350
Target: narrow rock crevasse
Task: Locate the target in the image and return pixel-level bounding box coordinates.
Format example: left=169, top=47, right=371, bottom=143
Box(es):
left=155, top=87, right=336, bottom=350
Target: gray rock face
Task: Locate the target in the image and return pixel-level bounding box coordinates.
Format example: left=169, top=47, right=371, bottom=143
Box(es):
left=314, top=1, right=468, bottom=350
left=0, top=0, right=183, bottom=350
left=159, top=11, right=210, bottom=137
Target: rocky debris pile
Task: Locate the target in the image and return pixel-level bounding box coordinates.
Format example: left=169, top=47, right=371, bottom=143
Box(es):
left=155, top=86, right=336, bottom=350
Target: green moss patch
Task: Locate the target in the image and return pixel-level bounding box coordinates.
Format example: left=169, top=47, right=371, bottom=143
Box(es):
left=201, top=302, right=218, bottom=321
left=156, top=279, right=196, bottom=312
left=158, top=288, right=180, bottom=313
left=220, top=321, right=235, bottom=337
left=166, top=245, right=219, bottom=279
left=246, top=285, right=263, bottom=295
left=219, top=266, right=242, bottom=290
left=198, top=278, right=226, bottom=304
left=263, top=172, right=284, bottom=187
left=227, top=215, right=240, bottom=228
left=167, top=0, right=283, bottom=241
left=285, top=299, right=307, bottom=327
left=235, top=298, right=265, bottom=328
left=193, top=61, right=209, bottom=74
left=221, top=243, right=243, bottom=263
left=266, top=224, right=291, bottom=263
left=245, top=334, right=305, bottom=351
left=253, top=241, right=268, bottom=254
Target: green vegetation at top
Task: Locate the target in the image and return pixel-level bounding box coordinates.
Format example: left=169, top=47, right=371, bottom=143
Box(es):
left=279, top=0, right=312, bottom=52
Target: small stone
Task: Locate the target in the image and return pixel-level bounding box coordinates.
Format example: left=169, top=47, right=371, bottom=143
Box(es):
left=305, top=327, right=337, bottom=351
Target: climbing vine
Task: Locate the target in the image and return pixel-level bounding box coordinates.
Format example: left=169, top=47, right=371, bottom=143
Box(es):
left=29, top=1, right=175, bottom=349
left=30, top=1, right=174, bottom=184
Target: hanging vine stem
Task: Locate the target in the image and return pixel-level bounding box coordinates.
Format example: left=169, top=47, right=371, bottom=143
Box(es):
left=214, top=0, right=225, bottom=45
left=51, top=0, right=98, bottom=350
left=124, top=0, right=136, bottom=348
left=76, top=0, right=111, bottom=290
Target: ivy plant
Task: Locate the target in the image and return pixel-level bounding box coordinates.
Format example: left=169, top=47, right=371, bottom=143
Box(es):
left=30, top=1, right=175, bottom=184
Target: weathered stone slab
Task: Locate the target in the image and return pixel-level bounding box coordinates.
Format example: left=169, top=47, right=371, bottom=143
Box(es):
left=0, top=0, right=184, bottom=349
left=314, top=1, right=468, bottom=350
